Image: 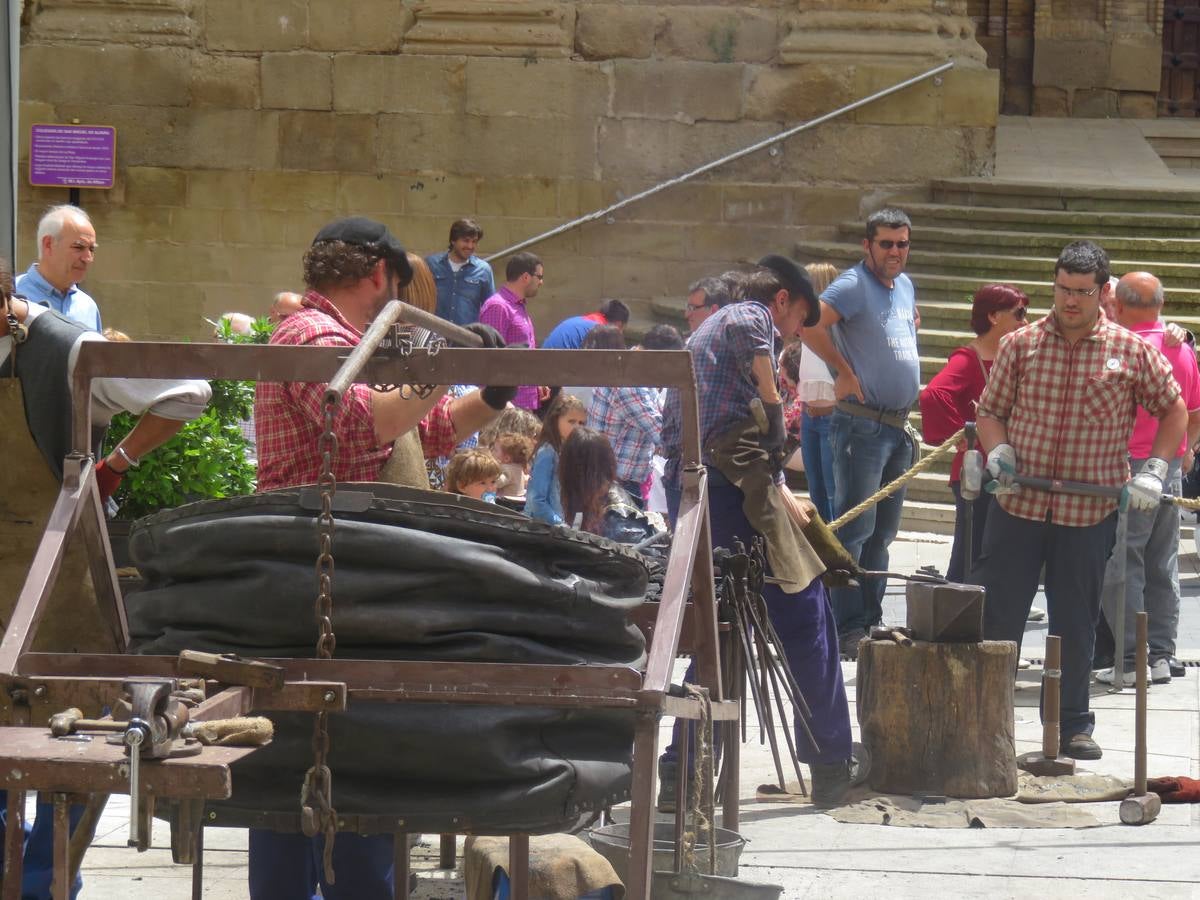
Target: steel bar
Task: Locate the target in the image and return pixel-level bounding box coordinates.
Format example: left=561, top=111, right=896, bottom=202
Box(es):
left=484, top=61, right=955, bottom=261
left=508, top=833, right=530, bottom=900
left=325, top=299, right=409, bottom=405
left=392, top=302, right=484, bottom=349
left=394, top=832, right=410, bottom=900
left=191, top=825, right=203, bottom=900
left=1042, top=636, right=1063, bottom=761
left=759, top=629, right=808, bottom=795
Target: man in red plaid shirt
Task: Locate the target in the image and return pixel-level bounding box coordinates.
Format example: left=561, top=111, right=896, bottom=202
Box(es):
left=256, top=217, right=514, bottom=495
left=251, top=217, right=515, bottom=899
left=974, top=240, right=1187, bottom=762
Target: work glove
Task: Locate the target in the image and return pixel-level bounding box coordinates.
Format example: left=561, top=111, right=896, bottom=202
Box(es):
left=1122, top=457, right=1168, bottom=512
left=759, top=400, right=786, bottom=455
left=462, top=322, right=506, bottom=349
left=480, top=384, right=519, bottom=411
left=1147, top=775, right=1200, bottom=803
left=95, top=458, right=124, bottom=503
left=984, top=443, right=1018, bottom=495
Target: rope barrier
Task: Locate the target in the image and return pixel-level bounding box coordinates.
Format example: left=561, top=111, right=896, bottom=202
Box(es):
left=828, top=427, right=965, bottom=532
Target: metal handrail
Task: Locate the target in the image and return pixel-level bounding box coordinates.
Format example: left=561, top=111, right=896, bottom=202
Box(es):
left=485, top=60, right=956, bottom=261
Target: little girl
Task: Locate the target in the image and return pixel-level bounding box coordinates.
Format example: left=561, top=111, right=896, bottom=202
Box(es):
left=492, top=432, right=535, bottom=500
left=525, top=393, right=587, bottom=524
left=444, top=449, right=501, bottom=502
left=559, top=426, right=655, bottom=544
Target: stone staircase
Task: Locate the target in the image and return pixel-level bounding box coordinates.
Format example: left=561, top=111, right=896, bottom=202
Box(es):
left=794, top=177, right=1200, bottom=533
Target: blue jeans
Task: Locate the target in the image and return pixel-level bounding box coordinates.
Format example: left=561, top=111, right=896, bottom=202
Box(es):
left=800, top=410, right=835, bottom=523
left=975, top=504, right=1116, bottom=737
left=248, top=829, right=395, bottom=900
left=828, top=409, right=912, bottom=635
left=0, top=795, right=84, bottom=900
left=660, top=482, right=852, bottom=769
left=1101, top=457, right=1183, bottom=665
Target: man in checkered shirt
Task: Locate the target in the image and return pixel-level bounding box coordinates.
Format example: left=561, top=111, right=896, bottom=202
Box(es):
left=251, top=217, right=516, bottom=899
left=974, top=240, right=1187, bottom=762
left=255, top=217, right=514, bottom=495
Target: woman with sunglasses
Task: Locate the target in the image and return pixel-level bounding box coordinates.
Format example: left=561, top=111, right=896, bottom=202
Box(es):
left=920, top=283, right=1030, bottom=582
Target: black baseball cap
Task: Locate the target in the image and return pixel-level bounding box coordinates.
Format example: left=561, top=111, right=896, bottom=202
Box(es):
left=758, top=254, right=820, bottom=328
left=312, top=217, right=413, bottom=286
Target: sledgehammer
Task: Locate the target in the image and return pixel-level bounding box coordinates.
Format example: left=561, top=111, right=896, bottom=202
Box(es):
left=1119, top=613, right=1160, bottom=826
left=1016, top=635, right=1075, bottom=777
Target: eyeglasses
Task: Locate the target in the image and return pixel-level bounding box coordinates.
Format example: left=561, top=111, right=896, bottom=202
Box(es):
left=1053, top=283, right=1100, bottom=299
left=685, top=303, right=708, bottom=313
left=875, top=239, right=910, bottom=250
left=69, top=242, right=98, bottom=254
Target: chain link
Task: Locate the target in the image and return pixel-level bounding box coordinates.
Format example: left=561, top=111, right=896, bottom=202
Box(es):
left=301, top=398, right=340, bottom=883
left=373, top=325, right=443, bottom=398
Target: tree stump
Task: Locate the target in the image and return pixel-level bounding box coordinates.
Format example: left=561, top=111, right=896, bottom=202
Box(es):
left=857, top=639, right=1019, bottom=799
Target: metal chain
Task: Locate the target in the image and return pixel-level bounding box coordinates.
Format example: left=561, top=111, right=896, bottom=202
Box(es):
left=373, top=326, right=443, bottom=398
left=301, top=398, right=340, bottom=883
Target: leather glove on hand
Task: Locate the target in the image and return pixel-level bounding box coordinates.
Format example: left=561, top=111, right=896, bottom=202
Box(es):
left=984, top=443, right=1018, bottom=495
left=759, top=400, right=786, bottom=454
left=1123, top=457, right=1167, bottom=512
left=480, top=384, right=518, bottom=411
left=95, top=458, right=124, bottom=503
left=462, top=322, right=506, bottom=349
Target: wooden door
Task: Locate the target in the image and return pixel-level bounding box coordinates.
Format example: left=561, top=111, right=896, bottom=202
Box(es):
left=1162, top=0, right=1200, bottom=116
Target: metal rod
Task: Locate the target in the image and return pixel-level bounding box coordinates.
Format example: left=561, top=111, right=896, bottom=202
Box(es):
left=191, top=823, right=204, bottom=900
left=1135, top=612, right=1149, bottom=794
left=394, top=302, right=485, bottom=349
left=485, top=61, right=956, bottom=261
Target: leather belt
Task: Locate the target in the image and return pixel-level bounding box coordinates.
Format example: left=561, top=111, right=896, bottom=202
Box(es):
left=804, top=404, right=834, bottom=418
left=836, top=399, right=909, bottom=430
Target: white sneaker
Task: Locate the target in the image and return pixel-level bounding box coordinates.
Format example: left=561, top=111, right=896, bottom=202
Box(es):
left=1151, top=658, right=1172, bottom=684
left=1095, top=666, right=1148, bottom=687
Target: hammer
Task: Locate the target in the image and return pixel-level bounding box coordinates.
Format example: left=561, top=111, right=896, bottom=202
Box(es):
left=1119, top=612, right=1160, bottom=826
left=49, top=709, right=126, bottom=737
left=1016, top=635, right=1075, bottom=777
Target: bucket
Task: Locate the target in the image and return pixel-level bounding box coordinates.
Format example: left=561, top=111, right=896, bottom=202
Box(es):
left=588, top=822, right=746, bottom=883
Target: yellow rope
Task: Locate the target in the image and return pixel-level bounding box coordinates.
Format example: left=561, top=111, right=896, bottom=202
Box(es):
left=828, top=427, right=965, bottom=532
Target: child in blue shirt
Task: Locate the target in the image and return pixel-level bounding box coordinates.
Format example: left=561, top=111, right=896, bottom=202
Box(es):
left=526, top=393, right=587, bottom=524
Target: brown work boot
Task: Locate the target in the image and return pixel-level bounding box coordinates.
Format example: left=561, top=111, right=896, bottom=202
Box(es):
left=1060, top=733, right=1102, bottom=760
left=810, top=760, right=853, bottom=809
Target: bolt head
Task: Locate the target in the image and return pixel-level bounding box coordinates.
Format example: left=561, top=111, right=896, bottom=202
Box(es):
left=323, top=691, right=336, bottom=703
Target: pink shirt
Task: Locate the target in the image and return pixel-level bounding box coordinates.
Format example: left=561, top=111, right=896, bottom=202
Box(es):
left=1127, top=320, right=1200, bottom=459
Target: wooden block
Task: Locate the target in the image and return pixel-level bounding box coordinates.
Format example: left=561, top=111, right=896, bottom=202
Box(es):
left=857, top=639, right=1018, bottom=798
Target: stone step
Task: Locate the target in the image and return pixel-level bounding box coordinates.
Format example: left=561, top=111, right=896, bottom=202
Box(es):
left=909, top=273, right=1200, bottom=308
left=930, top=177, right=1200, bottom=214
left=916, top=298, right=1200, bottom=332
left=900, top=202, right=1200, bottom=237
left=836, top=223, right=1200, bottom=264
left=898, top=499, right=956, bottom=536
left=796, top=240, right=1200, bottom=281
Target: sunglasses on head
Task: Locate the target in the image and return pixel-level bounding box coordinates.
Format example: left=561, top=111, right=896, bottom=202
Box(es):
left=875, top=239, right=910, bottom=250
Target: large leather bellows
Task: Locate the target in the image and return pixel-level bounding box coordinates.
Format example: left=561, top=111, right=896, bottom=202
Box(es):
left=126, top=484, right=649, bottom=833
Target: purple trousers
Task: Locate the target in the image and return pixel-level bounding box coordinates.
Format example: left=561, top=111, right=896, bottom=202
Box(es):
left=662, top=481, right=852, bottom=767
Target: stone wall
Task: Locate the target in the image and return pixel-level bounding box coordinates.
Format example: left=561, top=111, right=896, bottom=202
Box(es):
left=17, top=0, right=997, bottom=340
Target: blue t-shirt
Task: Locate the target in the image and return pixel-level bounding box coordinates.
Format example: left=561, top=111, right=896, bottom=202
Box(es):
left=16, top=264, right=101, bottom=332
left=821, top=261, right=919, bottom=411
left=542, top=315, right=598, bottom=350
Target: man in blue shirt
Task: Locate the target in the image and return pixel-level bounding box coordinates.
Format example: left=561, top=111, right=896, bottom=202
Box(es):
left=803, top=208, right=920, bottom=655
left=425, top=218, right=495, bottom=325
left=16, top=205, right=101, bottom=331
left=542, top=298, right=630, bottom=349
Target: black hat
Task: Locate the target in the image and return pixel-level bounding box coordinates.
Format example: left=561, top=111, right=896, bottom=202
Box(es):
left=313, top=216, right=412, bottom=286
left=758, top=254, right=820, bottom=328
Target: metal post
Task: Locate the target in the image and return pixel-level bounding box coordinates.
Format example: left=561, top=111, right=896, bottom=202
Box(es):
left=1110, top=509, right=1129, bottom=693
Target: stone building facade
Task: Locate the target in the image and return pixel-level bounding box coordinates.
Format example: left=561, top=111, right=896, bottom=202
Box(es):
left=17, top=0, right=997, bottom=339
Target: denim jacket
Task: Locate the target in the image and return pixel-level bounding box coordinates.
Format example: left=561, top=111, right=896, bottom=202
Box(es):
left=425, top=251, right=495, bottom=326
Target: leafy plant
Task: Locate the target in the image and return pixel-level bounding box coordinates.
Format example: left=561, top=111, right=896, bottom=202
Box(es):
left=102, top=317, right=273, bottom=519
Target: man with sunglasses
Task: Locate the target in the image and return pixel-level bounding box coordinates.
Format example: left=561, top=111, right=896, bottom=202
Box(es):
left=973, top=242, right=1187, bottom=761
left=16, top=204, right=101, bottom=332
left=803, top=208, right=920, bottom=655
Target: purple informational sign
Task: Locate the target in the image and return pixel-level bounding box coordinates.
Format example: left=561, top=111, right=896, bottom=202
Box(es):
left=29, top=124, right=116, bottom=189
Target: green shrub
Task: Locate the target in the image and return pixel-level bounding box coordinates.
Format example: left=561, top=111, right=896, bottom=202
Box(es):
left=102, top=317, right=273, bottom=519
